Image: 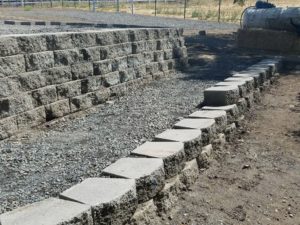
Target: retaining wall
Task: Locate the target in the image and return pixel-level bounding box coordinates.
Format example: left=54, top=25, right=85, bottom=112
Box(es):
left=0, top=28, right=187, bottom=140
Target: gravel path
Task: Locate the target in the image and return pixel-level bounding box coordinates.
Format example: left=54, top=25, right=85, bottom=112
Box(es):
left=0, top=8, right=239, bottom=31
left=0, top=33, right=262, bottom=213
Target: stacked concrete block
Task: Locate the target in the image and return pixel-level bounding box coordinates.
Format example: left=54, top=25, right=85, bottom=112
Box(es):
left=0, top=198, right=93, bottom=225
left=102, top=157, right=165, bottom=203
left=203, top=86, right=240, bottom=106
left=202, top=104, right=239, bottom=124
left=60, top=178, right=137, bottom=225
left=0, top=28, right=187, bottom=140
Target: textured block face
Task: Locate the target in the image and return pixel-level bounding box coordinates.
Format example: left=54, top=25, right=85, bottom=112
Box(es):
left=18, top=71, right=47, bottom=91
left=202, top=104, right=240, bottom=123
left=102, top=72, right=120, bottom=87
left=178, top=159, right=199, bottom=188
left=204, top=86, right=240, bottom=106
left=24, top=51, right=54, bottom=71
left=16, top=35, right=48, bottom=53
left=17, top=107, right=46, bottom=129
left=0, top=37, right=20, bottom=57
left=57, top=80, right=82, bottom=99
left=155, top=129, right=202, bottom=161
left=93, top=60, right=112, bottom=75
left=54, top=49, right=83, bottom=66
left=188, top=110, right=227, bottom=132
left=71, top=62, right=93, bottom=80
left=45, top=99, right=70, bottom=119
left=131, top=142, right=186, bottom=179
left=0, top=77, right=19, bottom=98
left=224, top=77, right=254, bottom=92
left=0, top=198, right=93, bottom=225
left=0, top=55, right=26, bottom=78
left=215, top=81, right=247, bottom=97
left=60, top=178, right=137, bottom=225
left=43, top=66, right=72, bottom=85
left=103, top=158, right=165, bottom=203
left=173, top=119, right=217, bottom=145
left=0, top=94, right=34, bottom=118
left=232, top=73, right=260, bottom=88
left=0, top=116, right=18, bottom=140
left=31, top=85, right=57, bottom=106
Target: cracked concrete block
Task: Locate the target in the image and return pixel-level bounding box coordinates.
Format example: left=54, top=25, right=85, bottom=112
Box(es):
left=102, top=71, right=120, bottom=87
left=71, top=62, right=93, bottom=80
left=45, top=99, right=70, bottom=119
left=178, top=159, right=199, bottom=188
left=43, top=66, right=72, bottom=85
left=32, top=85, right=57, bottom=106
left=17, top=106, right=46, bottom=129
left=155, top=129, right=202, bottom=161
left=196, top=144, right=213, bottom=169
left=18, top=71, right=47, bottom=91
left=215, top=81, right=247, bottom=98
left=0, top=55, right=26, bottom=78
left=131, top=141, right=186, bottom=179
left=0, top=116, right=18, bottom=140
left=60, top=178, right=137, bottom=225
left=93, top=60, right=112, bottom=75
left=0, top=198, right=93, bottom=225
left=103, top=158, right=165, bottom=203
left=188, top=110, right=227, bottom=132
left=173, top=118, right=217, bottom=145
left=0, top=94, right=34, bottom=118
left=204, top=86, right=239, bottom=106
left=202, top=104, right=239, bottom=123
left=25, top=51, right=54, bottom=72
left=224, top=76, right=254, bottom=93
left=57, top=80, right=82, bottom=99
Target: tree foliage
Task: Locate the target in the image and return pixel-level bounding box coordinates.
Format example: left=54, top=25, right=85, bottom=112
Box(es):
left=233, top=0, right=246, bottom=6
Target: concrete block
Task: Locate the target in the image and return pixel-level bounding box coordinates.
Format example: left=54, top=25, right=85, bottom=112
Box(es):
left=90, top=88, right=111, bottom=105
left=18, top=71, right=47, bottom=91
left=93, top=60, right=112, bottom=75
left=135, top=65, right=147, bottom=78
left=60, top=178, right=137, bottom=225
left=95, top=31, right=115, bottom=46
left=45, top=99, right=70, bottom=119
left=31, top=85, right=57, bottom=106
left=202, top=104, right=240, bottom=123
left=178, top=159, right=199, bottom=188
left=0, top=77, right=20, bottom=98
left=129, top=200, right=159, bottom=225
left=103, top=158, right=165, bottom=203
left=80, top=47, right=101, bottom=62
left=54, top=49, right=84, bottom=66
left=245, top=92, right=254, bottom=108
left=215, top=81, right=247, bottom=97
left=17, top=106, right=46, bottom=129
left=164, top=49, right=174, bottom=60
left=0, top=37, right=20, bottom=57
left=71, top=32, right=97, bottom=48
left=16, top=35, right=47, bottom=53
left=204, top=86, right=240, bottom=106
left=173, top=118, right=216, bottom=145
left=70, top=93, right=93, bottom=112
left=0, top=55, right=26, bottom=78
left=71, top=62, right=93, bottom=80
left=143, top=52, right=154, bottom=64
left=237, top=98, right=247, bottom=114
left=46, top=33, right=74, bottom=50
left=81, top=76, right=103, bottom=94
left=0, top=116, right=18, bottom=140
left=112, top=56, right=128, bottom=71
left=0, top=94, right=34, bottom=118
left=43, top=66, right=72, bottom=85
left=224, top=122, right=237, bottom=141
left=244, top=69, right=267, bottom=85
left=129, top=29, right=149, bottom=42
left=119, top=68, right=135, bottom=83
left=232, top=73, right=260, bottom=88
left=108, top=43, right=132, bottom=59
left=153, top=51, right=164, bottom=62
left=57, top=80, right=82, bottom=99
left=253, top=88, right=262, bottom=103
left=0, top=198, right=93, bottom=225
left=131, top=141, right=185, bottom=179
left=224, top=76, right=254, bottom=93
left=24, top=51, right=54, bottom=72
left=128, top=54, right=145, bottom=68
left=102, top=71, right=120, bottom=87
left=146, top=62, right=159, bottom=76
left=196, top=144, right=213, bottom=169
left=154, top=129, right=202, bottom=161
left=110, top=83, right=127, bottom=97
left=188, top=110, right=227, bottom=132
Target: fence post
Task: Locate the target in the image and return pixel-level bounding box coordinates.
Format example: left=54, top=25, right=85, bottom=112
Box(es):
left=184, top=0, right=187, bottom=19
left=218, top=0, right=221, bottom=23
left=131, top=0, right=134, bottom=14
left=155, top=0, right=157, bottom=16
left=117, top=0, right=120, bottom=12
left=89, top=0, right=91, bottom=11
left=92, top=0, right=96, bottom=12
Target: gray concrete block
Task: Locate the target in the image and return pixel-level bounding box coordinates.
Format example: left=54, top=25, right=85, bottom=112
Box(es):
left=135, top=65, right=147, bottom=78
left=146, top=62, right=159, bottom=76
left=196, top=144, right=213, bottom=169
left=81, top=76, right=103, bottom=94
left=245, top=92, right=254, bottom=108
left=244, top=69, right=267, bottom=85
left=103, top=157, right=165, bottom=203
left=31, top=85, right=57, bottom=106
left=93, top=60, right=112, bottom=75
left=253, top=88, right=262, bottom=103
left=45, top=99, right=70, bottom=119
left=154, top=129, right=202, bottom=161
left=17, top=106, right=46, bottom=129
left=46, top=33, right=74, bottom=50
left=204, top=85, right=240, bottom=106
left=164, top=49, right=174, bottom=60
left=16, top=35, right=48, bottom=53
left=119, top=68, right=135, bottom=83
left=102, top=71, right=120, bottom=87
left=80, top=46, right=101, bottom=62
left=188, top=110, right=227, bottom=132
left=91, top=88, right=111, bottom=105
left=232, top=73, right=260, bottom=88
left=215, top=81, right=247, bottom=97
left=18, top=71, right=47, bottom=91
left=110, top=83, right=127, bottom=97
left=178, top=159, right=199, bottom=188
left=237, top=98, right=247, bottom=114
left=57, top=80, right=82, bottom=99
left=131, top=141, right=186, bottom=179
left=0, top=198, right=93, bottom=225
left=25, top=51, right=54, bottom=72
left=0, top=94, right=34, bottom=118
left=143, top=52, right=154, bottom=64
left=71, top=63, right=93, bottom=80
left=0, top=116, right=18, bottom=140
left=60, top=178, right=137, bottom=225
left=129, top=200, right=159, bottom=225
left=112, top=56, right=128, bottom=71
left=0, top=55, right=26, bottom=78
left=70, top=93, right=93, bottom=112
left=128, top=54, right=145, bottom=68
left=202, top=104, right=240, bottom=123
left=43, top=66, right=72, bottom=85
left=71, top=32, right=97, bottom=48
left=224, top=76, right=254, bottom=92
left=153, top=51, right=164, bottom=62
left=0, top=77, right=20, bottom=98
left=108, top=43, right=132, bottom=59
left=54, top=49, right=84, bottom=66
left=0, top=37, right=20, bottom=57
left=130, top=29, right=149, bottom=42
left=173, top=118, right=217, bottom=145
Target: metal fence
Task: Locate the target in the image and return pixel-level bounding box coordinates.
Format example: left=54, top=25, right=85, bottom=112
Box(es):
left=0, top=0, right=298, bottom=23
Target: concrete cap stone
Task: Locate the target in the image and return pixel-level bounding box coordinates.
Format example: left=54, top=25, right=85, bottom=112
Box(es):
left=204, top=85, right=238, bottom=92
left=188, top=110, right=226, bottom=119
left=0, top=198, right=92, bottom=225
left=215, top=81, right=246, bottom=86
left=224, top=77, right=254, bottom=83
left=60, top=178, right=136, bottom=206
left=154, top=129, right=202, bottom=143
left=202, top=104, right=238, bottom=112
left=102, top=157, right=164, bottom=179
left=131, top=141, right=184, bottom=159
left=173, top=118, right=215, bottom=130
left=204, top=85, right=240, bottom=106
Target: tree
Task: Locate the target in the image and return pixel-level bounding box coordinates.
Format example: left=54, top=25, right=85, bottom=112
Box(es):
left=233, top=0, right=246, bottom=6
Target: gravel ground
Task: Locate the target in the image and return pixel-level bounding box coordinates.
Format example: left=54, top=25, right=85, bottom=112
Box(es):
left=0, top=8, right=239, bottom=32
left=0, top=33, right=262, bottom=213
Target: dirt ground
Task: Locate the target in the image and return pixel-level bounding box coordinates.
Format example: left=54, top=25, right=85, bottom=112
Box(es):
left=167, top=73, right=300, bottom=225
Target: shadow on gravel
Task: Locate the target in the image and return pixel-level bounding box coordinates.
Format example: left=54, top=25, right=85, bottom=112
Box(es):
left=180, top=33, right=264, bottom=81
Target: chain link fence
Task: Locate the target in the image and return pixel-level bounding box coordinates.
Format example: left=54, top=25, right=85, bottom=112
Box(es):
left=0, top=0, right=298, bottom=23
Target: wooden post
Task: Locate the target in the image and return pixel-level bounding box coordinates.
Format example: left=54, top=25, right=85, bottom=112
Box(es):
left=218, top=0, right=221, bottom=23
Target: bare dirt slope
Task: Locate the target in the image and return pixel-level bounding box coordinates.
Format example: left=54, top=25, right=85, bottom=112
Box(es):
left=168, top=73, right=300, bottom=225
